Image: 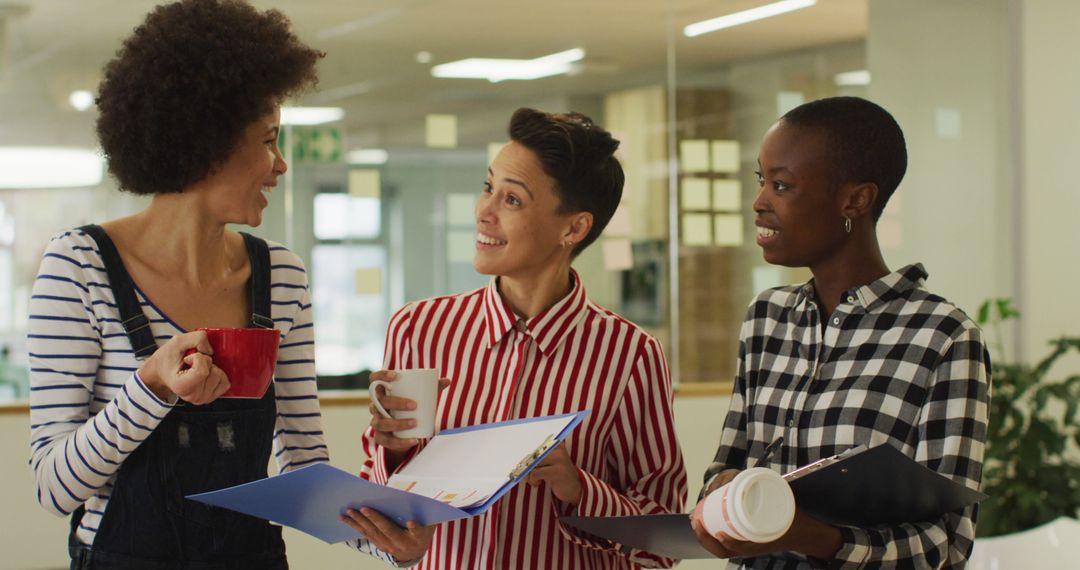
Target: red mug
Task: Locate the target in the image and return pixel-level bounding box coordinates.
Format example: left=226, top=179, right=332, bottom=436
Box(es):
left=185, top=327, right=281, bottom=399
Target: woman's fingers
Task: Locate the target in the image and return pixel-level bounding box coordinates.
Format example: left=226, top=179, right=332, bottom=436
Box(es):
left=375, top=394, right=417, bottom=412
left=369, top=370, right=397, bottom=383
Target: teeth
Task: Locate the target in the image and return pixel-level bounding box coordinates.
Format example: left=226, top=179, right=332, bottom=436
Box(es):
left=477, top=233, right=507, bottom=246
left=262, top=186, right=273, bottom=194
left=757, top=226, right=779, bottom=238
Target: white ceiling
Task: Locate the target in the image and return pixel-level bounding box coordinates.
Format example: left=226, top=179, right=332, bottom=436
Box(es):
left=0, top=0, right=867, bottom=150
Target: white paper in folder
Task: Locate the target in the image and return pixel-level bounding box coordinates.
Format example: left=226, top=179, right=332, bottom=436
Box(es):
left=388, top=413, right=580, bottom=509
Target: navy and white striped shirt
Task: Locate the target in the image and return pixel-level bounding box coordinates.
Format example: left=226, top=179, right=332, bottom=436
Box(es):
left=27, top=229, right=328, bottom=547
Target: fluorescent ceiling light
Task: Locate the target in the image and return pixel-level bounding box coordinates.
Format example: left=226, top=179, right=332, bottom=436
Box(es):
left=431, top=48, right=584, bottom=83
left=834, top=70, right=871, bottom=86
left=684, top=0, right=816, bottom=37
left=0, top=147, right=104, bottom=189
left=347, top=149, right=389, bottom=165
left=281, top=107, right=344, bottom=126
left=69, top=90, right=95, bottom=112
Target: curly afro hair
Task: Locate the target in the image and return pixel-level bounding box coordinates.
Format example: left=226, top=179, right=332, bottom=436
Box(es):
left=95, top=0, right=324, bottom=194
left=507, top=108, right=624, bottom=257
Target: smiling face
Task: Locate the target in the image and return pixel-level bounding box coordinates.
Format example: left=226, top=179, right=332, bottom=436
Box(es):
left=473, top=141, right=585, bottom=279
left=752, top=120, right=850, bottom=269
left=196, top=106, right=286, bottom=227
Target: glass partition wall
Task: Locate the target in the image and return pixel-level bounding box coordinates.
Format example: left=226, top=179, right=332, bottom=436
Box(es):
left=0, top=0, right=873, bottom=398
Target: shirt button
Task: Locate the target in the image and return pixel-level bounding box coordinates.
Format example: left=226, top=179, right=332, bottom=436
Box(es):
left=787, top=419, right=795, bottom=428
left=832, top=317, right=840, bottom=325
left=846, top=296, right=856, bottom=303
left=514, top=320, right=527, bottom=332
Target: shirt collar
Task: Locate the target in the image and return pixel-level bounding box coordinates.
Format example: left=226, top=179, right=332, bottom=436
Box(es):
left=795, top=263, right=929, bottom=311
left=483, top=269, right=590, bottom=356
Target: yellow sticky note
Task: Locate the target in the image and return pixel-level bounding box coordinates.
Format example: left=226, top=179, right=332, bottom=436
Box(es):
left=711, top=140, right=740, bottom=173
left=679, top=140, right=710, bottom=173
left=354, top=268, right=382, bottom=296
left=602, top=238, right=634, bottom=271
left=681, top=178, right=711, bottom=211
left=446, top=194, right=475, bottom=226
left=714, top=214, right=743, bottom=246
left=447, top=229, right=475, bottom=263
left=712, top=179, right=741, bottom=211
left=426, top=114, right=458, bottom=148
left=682, top=213, right=712, bottom=246
left=348, top=169, right=380, bottom=199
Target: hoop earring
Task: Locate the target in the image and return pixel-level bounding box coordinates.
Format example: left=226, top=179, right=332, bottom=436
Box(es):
left=843, top=217, right=852, bottom=234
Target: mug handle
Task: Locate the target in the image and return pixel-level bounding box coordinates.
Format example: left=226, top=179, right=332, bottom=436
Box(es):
left=368, top=380, right=393, bottom=419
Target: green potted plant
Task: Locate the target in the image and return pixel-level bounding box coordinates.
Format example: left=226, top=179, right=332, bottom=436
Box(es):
left=976, top=298, right=1080, bottom=537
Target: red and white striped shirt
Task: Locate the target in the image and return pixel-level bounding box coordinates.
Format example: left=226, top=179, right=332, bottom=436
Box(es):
left=360, top=272, right=687, bottom=569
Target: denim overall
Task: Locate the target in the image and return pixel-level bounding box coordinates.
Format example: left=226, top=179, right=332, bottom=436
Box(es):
left=70, top=225, right=286, bottom=569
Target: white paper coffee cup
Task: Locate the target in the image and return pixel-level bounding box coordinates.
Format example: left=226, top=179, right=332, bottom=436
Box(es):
left=702, top=467, right=795, bottom=543
left=369, top=368, right=439, bottom=439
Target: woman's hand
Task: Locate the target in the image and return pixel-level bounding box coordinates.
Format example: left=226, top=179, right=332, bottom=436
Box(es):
left=691, top=490, right=843, bottom=561
left=525, top=443, right=583, bottom=506
left=341, top=507, right=435, bottom=563
left=138, top=330, right=229, bottom=405
left=368, top=370, right=451, bottom=471
left=690, top=469, right=742, bottom=557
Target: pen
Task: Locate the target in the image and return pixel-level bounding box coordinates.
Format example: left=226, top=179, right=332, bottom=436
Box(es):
left=754, top=436, right=784, bottom=468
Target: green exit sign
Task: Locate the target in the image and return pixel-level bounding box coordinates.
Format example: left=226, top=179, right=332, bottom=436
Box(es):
left=282, top=126, right=344, bottom=163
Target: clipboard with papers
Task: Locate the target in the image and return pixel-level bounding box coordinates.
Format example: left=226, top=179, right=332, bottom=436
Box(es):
left=187, top=410, right=589, bottom=544
left=561, top=443, right=987, bottom=560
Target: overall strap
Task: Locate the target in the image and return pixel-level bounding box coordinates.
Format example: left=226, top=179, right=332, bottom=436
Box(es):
left=78, top=225, right=158, bottom=360
left=240, top=232, right=274, bottom=329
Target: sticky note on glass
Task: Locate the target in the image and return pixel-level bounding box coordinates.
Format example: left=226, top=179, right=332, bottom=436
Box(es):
left=354, top=268, right=382, bottom=296
left=714, top=214, right=743, bottom=246
left=349, top=169, right=380, bottom=199
left=488, top=142, right=506, bottom=165
left=602, top=238, right=634, bottom=271
left=606, top=205, right=631, bottom=237
left=682, top=213, right=712, bottom=246
left=679, top=140, right=710, bottom=173
left=712, top=179, right=741, bottom=211
left=711, top=140, right=740, bottom=173
left=878, top=219, right=902, bottom=249
left=680, top=178, right=711, bottom=210
left=447, top=229, right=475, bottom=263
left=426, top=114, right=458, bottom=148
left=446, top=193, right=475, bottom=226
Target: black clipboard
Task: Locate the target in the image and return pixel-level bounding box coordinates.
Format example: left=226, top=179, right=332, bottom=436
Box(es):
left=561, top=443, right=986, bottom=560
left=785, top=443, right=986, bottom=527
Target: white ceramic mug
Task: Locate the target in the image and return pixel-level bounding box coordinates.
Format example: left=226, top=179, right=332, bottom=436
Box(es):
left=369, top=368, right=439, bottom=439
left=702, top=467, right=795, bottom=543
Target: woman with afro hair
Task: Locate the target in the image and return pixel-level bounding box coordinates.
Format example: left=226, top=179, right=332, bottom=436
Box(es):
left=25, top=1, right=352, bottom=567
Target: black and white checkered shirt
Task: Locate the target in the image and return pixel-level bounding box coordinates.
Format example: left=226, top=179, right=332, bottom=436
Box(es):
left=705, top=264, right=990, bottom=570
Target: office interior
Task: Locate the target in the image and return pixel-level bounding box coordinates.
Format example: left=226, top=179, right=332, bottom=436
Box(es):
left=0, top=0, right=1077, bottom=568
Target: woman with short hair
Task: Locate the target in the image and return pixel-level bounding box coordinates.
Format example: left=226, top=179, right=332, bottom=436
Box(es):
left=347, top=108, right=688, bottom=569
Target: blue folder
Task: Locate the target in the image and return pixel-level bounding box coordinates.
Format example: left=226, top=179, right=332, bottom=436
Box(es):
left=188, top=410, right=589, bottom=544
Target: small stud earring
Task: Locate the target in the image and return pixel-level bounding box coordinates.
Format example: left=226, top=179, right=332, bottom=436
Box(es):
left=843, top=217, right=852, bottom=234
